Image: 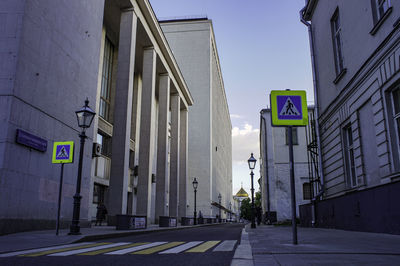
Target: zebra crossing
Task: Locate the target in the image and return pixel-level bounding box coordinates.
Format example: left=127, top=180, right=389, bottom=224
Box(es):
left=0, top=240, right=237, bottom=257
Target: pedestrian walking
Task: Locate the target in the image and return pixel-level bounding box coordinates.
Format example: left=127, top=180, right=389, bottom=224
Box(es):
left=95, top=203, right=108, bottom=226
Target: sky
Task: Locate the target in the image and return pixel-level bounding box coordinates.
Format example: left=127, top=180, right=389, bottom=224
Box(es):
left=149, top=0, right=314, bottom=195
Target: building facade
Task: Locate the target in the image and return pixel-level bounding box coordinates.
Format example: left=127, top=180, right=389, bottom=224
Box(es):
left=160, top=19, right=233, bottom=219
left=0, top=0, right=193, bottom=234
left=301, top=0, right=400, bottom=234
left=259, top=108, right=315, bottom=222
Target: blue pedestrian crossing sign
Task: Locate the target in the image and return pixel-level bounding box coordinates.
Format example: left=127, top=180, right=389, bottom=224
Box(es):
left=270, top=90, right=308, bottom=126
left=52, top=141, right=74, bottom=164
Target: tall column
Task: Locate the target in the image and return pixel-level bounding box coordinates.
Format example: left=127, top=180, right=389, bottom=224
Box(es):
left=108, top=10, right=137, bottom=218
left=169, top=94, right=181, bottom=217
left=178, top=108, right=188, bottom=219
left=136, top=48, right=157, bottom=218
left=155, top=74, right=170, bottom=222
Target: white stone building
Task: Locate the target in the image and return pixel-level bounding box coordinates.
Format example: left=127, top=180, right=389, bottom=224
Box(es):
left=259, top=108, right=314, bottom=222
left=160, top=18, right=233, bottom=219
left=0, top=0, right=194, bottom=234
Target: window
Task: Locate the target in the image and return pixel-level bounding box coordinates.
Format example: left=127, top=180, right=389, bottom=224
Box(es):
left=331, top=9, right=344, bottom=76
left=99, top=37, right=114, bottom=121
left=97, top=132, right=112, bottom=158
left=93, top=183, right=105, bottom=204
left=303, top=182, right=312, bottom=200
left=285, top=127, right=298, bottom=145
left=343, top=124, right=357, bottom=188
left=371, top=0, right=391, bottom=23
left=392, top=89, right=400, bottom=151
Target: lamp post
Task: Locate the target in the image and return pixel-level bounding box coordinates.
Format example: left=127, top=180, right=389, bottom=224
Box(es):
left=218, top=193, right=222, bottom=222
left=192, top=178, right=198, bottom=225
left=248, top=153, right=257, bottom=229
left=229, top=202, right=232, bottom=221
left=69, top=99, right=95, bottom=235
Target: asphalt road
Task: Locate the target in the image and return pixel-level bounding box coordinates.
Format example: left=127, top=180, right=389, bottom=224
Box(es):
left=0, top=223, right=244, bottom=266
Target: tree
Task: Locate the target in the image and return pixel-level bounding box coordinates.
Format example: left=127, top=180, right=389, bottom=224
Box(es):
left=240, top=198, right=251, bottom=220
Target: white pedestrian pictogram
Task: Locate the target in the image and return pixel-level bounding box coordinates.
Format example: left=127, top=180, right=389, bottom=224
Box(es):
left=279, top=97, right=300, bottom=116
left=57, top=146, right=69, bottom=158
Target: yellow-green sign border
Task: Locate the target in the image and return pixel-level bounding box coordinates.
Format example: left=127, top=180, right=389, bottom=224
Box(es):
left=52, top=141, right=74, bottom=164
left=270, top=90, right=308, bottom=126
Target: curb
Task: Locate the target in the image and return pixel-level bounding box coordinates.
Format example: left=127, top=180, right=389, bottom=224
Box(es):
left=230, top=226, right=254, bottom=266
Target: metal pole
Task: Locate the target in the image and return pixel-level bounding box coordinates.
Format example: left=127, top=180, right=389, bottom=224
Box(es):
left=69, top=131, right=86, bottom=235
left=194, top=189, right=197, bottom=225
left=250, top=170, right=256, bottom=228
left=56, top=163, right=65, bottom=236
left=219, top=197, right=221, bottom=223
left=288, top=126, right=298, bottom=244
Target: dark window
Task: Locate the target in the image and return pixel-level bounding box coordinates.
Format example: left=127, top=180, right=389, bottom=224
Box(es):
left=99, top=37, right=114, bottom=121
left=93, top=183, right=105, bottom=204
left=303, top=182, right=312, bottom=200
left=343, top=124, right=357, bottom=188
left=285, top=127, right=298, bottom=145
left=371, top=0, right=391, bottom=23
left=331, top=9, right=344, bottom=75
left=392, top=89, right=400, bottom=152
left=97, top=132, right=112, bottom=158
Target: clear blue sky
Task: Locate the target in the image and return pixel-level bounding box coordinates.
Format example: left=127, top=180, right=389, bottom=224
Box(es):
left=149, top=0, right=313, bottom=195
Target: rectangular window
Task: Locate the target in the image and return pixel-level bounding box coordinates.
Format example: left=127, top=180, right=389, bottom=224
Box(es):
left=392, top=89, right=400, bottom=151
left=99, top=37, right=114, bottom=121
left=331, top=9, right=344, bottom=75
left=285, top=127, right=298, bottom=145
left=371, top=0, right=391, bottom=23
left=303, top=182, right=312, bottom=200
left=97, top=132, right=112, bottom=158
left=93, top=183, right=105, bottom=204
left=343, top=124, right=357, bottom=188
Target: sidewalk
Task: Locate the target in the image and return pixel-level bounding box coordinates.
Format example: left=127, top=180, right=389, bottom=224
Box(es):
left=246, top=224, right=400, bottom=265
left=0, top=223, right=220, bottom=254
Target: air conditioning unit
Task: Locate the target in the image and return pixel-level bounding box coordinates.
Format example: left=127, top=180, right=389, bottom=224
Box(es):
left=92, top=142, right=102, bottom=157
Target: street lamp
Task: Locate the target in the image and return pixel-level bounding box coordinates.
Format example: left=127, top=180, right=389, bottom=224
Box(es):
left=192, top=178, right=198, bottom=225
left=69, top=99, right=95, bottom=235
left=218, top=193, right=222, bottom=222
left=229, top=202, right=232, bottom=221
left=248, top=153, right=257, bottom=229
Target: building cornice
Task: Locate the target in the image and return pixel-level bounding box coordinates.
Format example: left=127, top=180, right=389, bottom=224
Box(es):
left=303, top=0, right=318, bottom=21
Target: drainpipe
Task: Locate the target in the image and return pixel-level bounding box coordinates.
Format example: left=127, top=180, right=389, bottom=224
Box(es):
left=260, top=110, right=270, bottom=222
left=300, top=7, right=325, bottom=226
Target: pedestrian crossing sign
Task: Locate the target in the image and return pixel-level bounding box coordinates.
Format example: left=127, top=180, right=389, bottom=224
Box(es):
left=52, top=141, right=74, bottom=164
left=270, top=90, right=308, bottom=126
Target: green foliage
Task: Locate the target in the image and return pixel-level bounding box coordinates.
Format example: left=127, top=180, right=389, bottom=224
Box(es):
left=240, top=198, right=251, bottom=220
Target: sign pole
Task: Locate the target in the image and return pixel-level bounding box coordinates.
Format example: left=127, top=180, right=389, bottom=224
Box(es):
left=288, top=126, right=298, bottom=244
left=56, top=163, right=65, bottom=236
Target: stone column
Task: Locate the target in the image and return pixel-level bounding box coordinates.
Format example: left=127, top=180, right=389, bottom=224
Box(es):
left=108, top=10, right=137, bottom=218
left=178, top=108, right=188, bottom=219
left=169, top=94, right=180, bottom=217
left=155, top=74, right=170, bottom=222
left=136, top=48, right=157, bottom=218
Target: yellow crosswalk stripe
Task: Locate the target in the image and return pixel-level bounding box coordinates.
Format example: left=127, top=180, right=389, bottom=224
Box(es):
left=79, top=242, right=149, bottom=255
left=132, top=242, right=185, bottom=254
left=20, top=243, right=110, bottom=257
left=185, top=241, right=220, bottom=253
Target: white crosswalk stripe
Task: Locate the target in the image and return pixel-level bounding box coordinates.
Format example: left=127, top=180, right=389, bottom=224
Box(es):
left=0, top=240, right=239, bottom=257
left=213, top=240, right=237, bottom=251
left=159, top=241, right=203, bottom=254
left=105, top=242, right=167, bottom=255
left=0, top=242, right=93, bottom=257
left=47, top=242, right=131, bottom=256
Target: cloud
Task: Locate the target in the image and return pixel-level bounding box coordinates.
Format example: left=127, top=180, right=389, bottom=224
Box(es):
left=232, top=123, right=259, bottom=163
left=230, top=114, right=244, bottom=119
